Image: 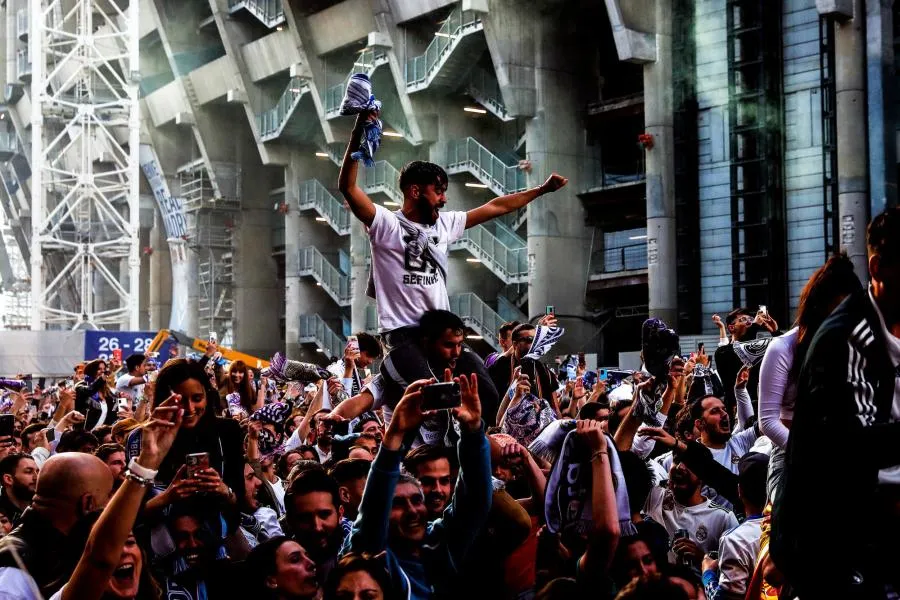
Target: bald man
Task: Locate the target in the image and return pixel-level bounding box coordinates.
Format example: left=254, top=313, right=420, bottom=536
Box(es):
left=0, top=452, right=113, bottom=599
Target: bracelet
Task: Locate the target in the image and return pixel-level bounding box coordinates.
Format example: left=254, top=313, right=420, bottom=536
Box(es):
left=128, top=458, right=159, bottom=480
left=590, top=449, right=608, bottom=462
left=124, top=470, right=154, bottom=487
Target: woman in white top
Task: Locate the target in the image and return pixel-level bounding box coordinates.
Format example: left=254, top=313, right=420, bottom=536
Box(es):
left=757, top=253, right=862, bottom=500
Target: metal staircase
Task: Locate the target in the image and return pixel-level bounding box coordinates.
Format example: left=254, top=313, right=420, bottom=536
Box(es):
left=450, top=223, right=527, bottom=284
left=725, top=0, right=787, bottom=316
left=198, top=253, right=234, bottom=345
left=324, top=48, right=390, bottom=118
left=360, top=160, right=403, bottom=204
left=466, top=67, right=512, bottom=121
left=297, top=179, right=350, bottom=236
left=405, top=7, right=486, bottom=92
left=258, top=77, right=312, bottom=141
left=445, top=137, right=527, bottom=197
left=228, top=0, right=285, bottom=29
left=299, top=313, right=345, bottom=359
left=449, top=293, right=508, bottom=351
left=298, top=246, right=351, bottom=307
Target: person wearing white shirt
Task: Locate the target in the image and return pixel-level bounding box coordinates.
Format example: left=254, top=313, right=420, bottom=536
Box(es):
left=114, top=353, right=150, bottom=405
left=644, top=456, right=738, bottom=568
left=239, top=462, right=284, bottom=549
left=327, top=334, right=382, bottom=398
left=688, top=388, right=759, bottom=475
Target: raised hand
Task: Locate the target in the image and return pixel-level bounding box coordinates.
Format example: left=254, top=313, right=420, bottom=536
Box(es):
left=382, top=378, right=433, bottom=451
left=637, top=425, right=678, bottom=449
left=576, top=419, right=607, bottom=453
left=539, top=173, right=568, bottom=194
left=667, top=357, right=686, bottom=388
left=452, top=374, right=482, bottom=433
left=735, top=365, right=751, bottom=389
left=137, top=393, right=184, bottom=470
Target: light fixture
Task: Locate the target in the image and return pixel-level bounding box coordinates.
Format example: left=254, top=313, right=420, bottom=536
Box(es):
left=276, top=25, right=283, bottom=31
left=466, top=334, right=483, bottom=340
left=463, top=106, right=487, bottom=114
left=434, top=32, right=454, bottom=38
left=382, top=131, right=403, bottom=137
left=465, top=182, right=488, bottom=189
left=354, top=62, right=373, bottom=69
left=290, top=88, right=302, bottom=93
left=316, top=348, right=324, bottom=352
left=316, top=282, right=322, bottom=286
left=384, top=201, right=400, bottom=207
left=629, top=234, right=648, bottom=240
left=466, top=258, right=481, bottom=263
left=315, top=152, right=329, bottom=158
left=315, top=217, right=327, bottom=222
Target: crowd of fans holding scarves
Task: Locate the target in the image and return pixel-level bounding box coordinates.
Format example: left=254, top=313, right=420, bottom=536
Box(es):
left=0, top=95, right=897, bottom=600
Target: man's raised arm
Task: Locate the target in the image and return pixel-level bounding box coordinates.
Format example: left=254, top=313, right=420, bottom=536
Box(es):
left=338, top=112, right=378, bottom=226
left=464, top=173, right=568, bottom=229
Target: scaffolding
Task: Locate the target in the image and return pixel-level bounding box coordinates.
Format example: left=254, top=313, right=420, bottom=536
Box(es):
left=29, top=0, right=141, bottom=330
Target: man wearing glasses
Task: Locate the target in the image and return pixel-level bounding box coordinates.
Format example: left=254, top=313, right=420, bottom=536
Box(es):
left=488, top=323, right=556, bottom=405
left=713, top=308, right=779, bottom=414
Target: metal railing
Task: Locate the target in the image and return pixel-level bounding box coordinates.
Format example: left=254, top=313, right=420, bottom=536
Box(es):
left=324, top=48, right=389, bottom=116
left=16, top=9, right=28, bottom=40
left=594, top=243, right=648, bottom=274
left=299, top=314, right=345, bottom=359
left=228, top=0, right=285, bottom=28
left=466, top=67, right=510, bottom=120
left=298, top=247, right=351, bottom=306
left=582, top=156, right=646, bottom=191
left=297, top=180, right=350, bottom=236
left=453, top=224, right=527, bottom=283
left=445, top=137, right=526, bottom=195
left=406, top=8, right=483, bottom=88
left=258, top=77, right=309, bottom=140
left=16, top=49, right=31, bottom=81
left=360, top=160, right=402, bottom=202
left=449, top=293, right=503, bottom=351
left=0, top=132, right=18, bottom=156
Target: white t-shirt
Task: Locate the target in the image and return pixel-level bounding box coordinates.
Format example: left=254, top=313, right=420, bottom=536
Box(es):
left=707, top=428, right=759, bottom=475
left=717, top=516, right=764, bottom=597
left=0, top=567, right=40, bottom=600
left=644, top=485, right=739, bottom=561
left=757, top=327, right=798, bottom=449
left=115, top=373, right=143, bottom=403
left=869, top=290, right=900, bottom=484
left=368, top=205, right=467, bottom=332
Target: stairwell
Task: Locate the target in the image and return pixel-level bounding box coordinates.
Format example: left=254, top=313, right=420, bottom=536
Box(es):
left=259, top=77, right=311, bottom=141
left=228, top=0, right=285, bottom=29
left=299, top=313, right=345, bottom=359
left=405, top=7, right=486, bottom=93
left=297, top=180, right=350, bottom=236
left=451, top=222, right=527, bottom=285
left=445, top=137, right=526, bottom=197
left=324, top=48, right=390, bottom=118
left=466, top=67, right=512, bottom=121
left=298, top=246, right=351, bottom=307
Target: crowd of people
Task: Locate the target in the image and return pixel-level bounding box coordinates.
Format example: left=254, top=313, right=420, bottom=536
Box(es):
left=0, top=113, right=897, bottom=600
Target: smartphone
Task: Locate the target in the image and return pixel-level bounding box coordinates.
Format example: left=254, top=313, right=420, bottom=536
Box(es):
left=598, top=369, right=608, bottom=382
left=582, top=370, right=598, bottom=389
left=0, top=414, right=15, bottom=437
left=256, top=359, right=262, bottom=369
left=117, top=397, right=129, bottom=411
left=185, top=452, right=210, bottom=479
left=209, top=331, right=218, bottom=344
left=421, top=381, right=461, bottom=411
left=112, top=348, right=123, bottom=363
left=44, top=428, right=55, bottom=443
left=697, top=342, right=705, bottom=353
left=348, top=335, right=359, bottom=354
left=545, top=305, right=555, bottom=316
left=578, top=352, right=586, bottom=367
left=759, top=305, right=768, bottom=317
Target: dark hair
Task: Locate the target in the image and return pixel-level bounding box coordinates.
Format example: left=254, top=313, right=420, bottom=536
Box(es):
left=511, top=323, right=536, bottom=342
left=245, top=535, right=291, bottom=596
left=222, top=360, right=255, bottom=412
left=867, top=206, right=900, bottom=266
left=352, top=413, right=380, bottom=434
left=398, top=160, right=448, bottom=192
left=56, top=430, right=99, bottom=453
left=329, top=458, right=372, bottom=485
left=614, top=574, right=690, bottom=600
left=296, top=445, right=321, bottom=462
left=277, top=450, right=303, bottom=479
left=534, top=578, right=579, bottom=600
left=285, top=469, right=340, bottom=513
left=674, top=405, right=697, bottom=440
left=792, top=252, right=862, bottom=380
left=618, top=451, right=654, bottom=515
left=689, top=395, right=720, bottom=424
left=498, top=321, right=521, bottom=337
left=125, top=353, right=146, bottom=373
left=93, top=425, right=112, bottom=442
left=352, top=433, right=379, bottom=448
left=738, top=453, right=769, bottom=509
left=20, top=424, right=45, bottom=452
left=578, top=401, right=610, bottom=421
left=94, top=442, right=126, bottom=462
left=152, top=359, right=217, bottom=428
left=287, top=460, right=326, bottom=485
left=0, top=454, right=32, bottom=479
left=355, top=333, right=383, bottom=359
left=323, top=552, right=394, bottom=600
left=402, top=444, right=455, bottom=475
left=418, top=310, right=465, bottom=342
left=724, top=307, right=754, bottom=327
left=83, top=359, right=105, bottom=380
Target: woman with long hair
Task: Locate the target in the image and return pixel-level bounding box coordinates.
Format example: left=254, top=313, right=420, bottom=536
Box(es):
left=50, top=399, right=181, bottom=600
left=127, top=359, right=245, bottom=517
left=220, top=360, right=264, bottom=417
left=323, top=552, right=396, bottom=600
left=244, top=536, right=319, bottom=600
left=758, top=252, right=862, bottom=498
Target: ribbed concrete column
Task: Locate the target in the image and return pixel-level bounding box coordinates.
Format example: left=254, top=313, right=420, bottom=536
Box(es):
left=148, top=213, right=172, bottom=330
left=349, top=218, right=369, bottom=333
left=284, top=200, right=302, bottom=360
left=644, top=0, right=677, bottom=326
left=835, top=2, right=870, bottom=280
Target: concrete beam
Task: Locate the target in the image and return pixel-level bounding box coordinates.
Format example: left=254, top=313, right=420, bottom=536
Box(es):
left=481, top=0, right=536, bottom=117
left=817, top=0, right=854, bottom=19
left=603, top=0, right=657, bottom=64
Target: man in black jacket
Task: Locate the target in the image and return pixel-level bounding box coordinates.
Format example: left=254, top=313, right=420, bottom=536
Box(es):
left=775, top=207, right=900, bottom=598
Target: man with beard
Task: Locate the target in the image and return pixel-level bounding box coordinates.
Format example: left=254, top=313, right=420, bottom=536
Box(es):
left=164, top=510, right=236, bottom=599
left=345, top=374, right=492, bottom=599
left=94, top=443, right=127, bottom=490
left=283, top=469, right=351, bottom=585
left=644, top=455, right=738, bottom=569
left=329, top=458, right=371, bottom=521
left=239, top=460, right=283, bottom=548
left=339, top=111, right=567, bottom=349
left=0, top=455, right=37, bottom=526
left=402, top=444, right=456, bottom=520
left=713, top=307, right=778, bottom=412
left=0, top=452, right=112, bottom=599
left=689, top=395, right=759, bottom=475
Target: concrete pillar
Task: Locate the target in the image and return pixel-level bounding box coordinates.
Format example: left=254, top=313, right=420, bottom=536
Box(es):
left=138, top=225, right=151, bottom=330
left=526, top=12, right=595, bottom=353
left=866, top=0, right=897, bottom=216
left=349, top=218, right=370, bottom=333
left=148, top=213, right=172, bottom=330
left=284, top=202, right=302, bottom=359
left=835, top=3, right=870, bottom=280
left=644, top=0, right=677, bottom=326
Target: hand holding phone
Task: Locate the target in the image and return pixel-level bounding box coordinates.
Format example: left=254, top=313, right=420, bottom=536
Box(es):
left=185, top=452, right=210, bottom=479
left=421, top=381, right=461, bottom=411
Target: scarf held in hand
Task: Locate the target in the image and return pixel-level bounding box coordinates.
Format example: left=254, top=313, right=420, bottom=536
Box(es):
left=340, top=73, right=382, bottom=167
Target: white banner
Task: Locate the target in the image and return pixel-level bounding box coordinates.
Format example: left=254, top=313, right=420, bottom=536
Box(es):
left=138, top=144, right=188, bottom=240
